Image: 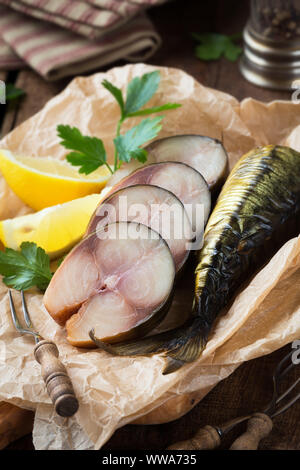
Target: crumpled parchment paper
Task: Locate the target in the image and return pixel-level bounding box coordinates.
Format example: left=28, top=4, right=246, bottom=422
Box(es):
left=0, top=64, right=299, bottom=450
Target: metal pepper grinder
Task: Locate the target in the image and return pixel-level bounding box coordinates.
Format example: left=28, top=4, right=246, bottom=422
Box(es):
left=240, top=0, right=300, bottom=90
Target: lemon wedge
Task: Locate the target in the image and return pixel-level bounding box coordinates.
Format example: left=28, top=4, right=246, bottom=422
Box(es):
left=0, top=149, right=111, bottom=210
left=0, top=193, right=101, bottom=259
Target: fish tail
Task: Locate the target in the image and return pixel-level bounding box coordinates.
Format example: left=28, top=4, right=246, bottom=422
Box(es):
left=89, top=317, right=209, bottom=374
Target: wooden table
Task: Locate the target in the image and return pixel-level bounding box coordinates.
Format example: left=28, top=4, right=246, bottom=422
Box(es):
left=1, top=0, right=299, bottom=451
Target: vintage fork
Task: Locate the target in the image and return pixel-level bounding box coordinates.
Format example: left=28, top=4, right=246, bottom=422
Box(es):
left=9, top=289, right=79, bottom=418
left=230, top=347, right=300, bottom=450
left=167, top=345, right=300, bottom=450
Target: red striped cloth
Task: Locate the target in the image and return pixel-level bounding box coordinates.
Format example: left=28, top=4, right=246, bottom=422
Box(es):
left=0, top=36, right=24, bottom=70
left=0, top=0, right=166, bottom=39
left=0, top=1, right=165, bottom=80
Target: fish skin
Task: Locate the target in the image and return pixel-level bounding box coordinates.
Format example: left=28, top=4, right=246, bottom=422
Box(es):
left=93, top=161, right=211, bottom=235
left=194, top=145, right=300, bottom=327
left=145, top=135, right=229, bottom=193
left=96, top=145, right=300, bottom=373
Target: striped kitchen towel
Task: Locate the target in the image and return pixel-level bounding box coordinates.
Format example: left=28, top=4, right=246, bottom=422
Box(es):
left=0, top=0, right=166, bottom=39
left=0, top=1, right=165, bottom=80
left=0, top=36, right=23, bottom=70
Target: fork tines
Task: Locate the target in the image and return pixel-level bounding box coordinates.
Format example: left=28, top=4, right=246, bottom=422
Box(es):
left=8, top=289, right=40, bottom=343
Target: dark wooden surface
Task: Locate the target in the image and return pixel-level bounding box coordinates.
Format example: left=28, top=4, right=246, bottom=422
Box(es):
left=1, top=0, right=299, bottom=451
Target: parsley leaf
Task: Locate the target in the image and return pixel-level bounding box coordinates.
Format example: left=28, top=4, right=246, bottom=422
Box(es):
left=102, top=79, right=125, bottom=117
left=57, top=124, right=112, bottom=175
left=128, top=148, right=148, bottom=163
left=4, top=84, right=26, bottom=102
left=124, top=71, right=160, bottom=116
left=0, top=242, right=52, bottom=291
left=224, top=39, right=242, bottom=62
left=126, top=103, right=181, bottom=118
left=114, top=117, right=162, bottom=163
left=192, top=33, right=242, bottom=62
left=103, top=72, right=181, bottom=120
left=59, top=70, right=181, bottom=174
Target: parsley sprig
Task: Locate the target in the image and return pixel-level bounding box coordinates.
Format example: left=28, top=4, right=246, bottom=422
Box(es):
left=6, top=84, right=26, bottom=101
left=57, top=71, right=181, bottom=175
left=57, top=125, right=111, bottom=175
left=192, top=33, right=242, bottom=62
left=0, top=83, right=26, bottom=103
left=0, top=242, right=52, bottom=291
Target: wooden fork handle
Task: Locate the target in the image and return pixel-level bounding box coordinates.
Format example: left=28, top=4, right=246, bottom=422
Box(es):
left=167, top=425, right=221, bottom=450
left=230, top=412, right=273, bottom=450
left=34, top=340, right=79, bottom=418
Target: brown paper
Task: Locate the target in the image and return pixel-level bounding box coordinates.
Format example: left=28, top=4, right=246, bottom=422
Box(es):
left=0, top=64, right=299, bottom=450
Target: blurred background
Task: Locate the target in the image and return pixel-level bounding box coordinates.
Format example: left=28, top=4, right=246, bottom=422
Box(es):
left=1, top=0, right=298, bottom=135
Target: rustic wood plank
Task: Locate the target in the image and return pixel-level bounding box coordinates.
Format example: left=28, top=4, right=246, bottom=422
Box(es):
left=149, top=1, right=221, bottom=89
left=1, top=70, right=67, bottom=137
left=0, top=403, right=33, bottom=450
left=0, top=71, right=7, bottom=85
